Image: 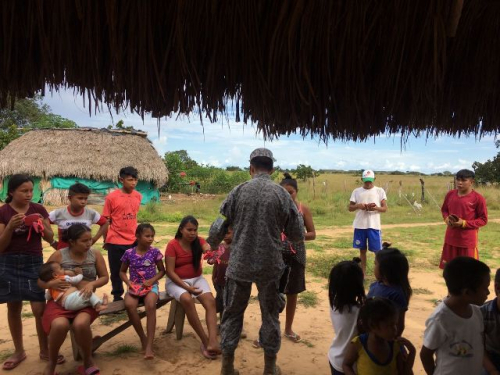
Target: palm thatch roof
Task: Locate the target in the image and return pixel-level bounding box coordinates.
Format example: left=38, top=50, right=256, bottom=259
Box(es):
left=0, top=128, right=168, bottom=186
left=0, top=1, right=499, bottom=141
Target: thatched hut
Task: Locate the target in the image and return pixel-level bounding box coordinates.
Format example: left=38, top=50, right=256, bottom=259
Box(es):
left=0, top=128, right=168, bottom=205
left=0, top=1, right=499, bottom=140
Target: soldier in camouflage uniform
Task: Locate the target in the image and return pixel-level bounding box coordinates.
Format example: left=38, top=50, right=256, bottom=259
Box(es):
left=208, top=148, right=304, bottom=375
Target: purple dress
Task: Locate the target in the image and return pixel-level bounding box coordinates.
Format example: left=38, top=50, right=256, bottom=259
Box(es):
left=121, top=246, right=163, bottom=285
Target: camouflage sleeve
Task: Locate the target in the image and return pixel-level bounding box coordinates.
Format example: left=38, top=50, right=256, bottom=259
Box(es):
left=206, top=188, right=237, bottom=248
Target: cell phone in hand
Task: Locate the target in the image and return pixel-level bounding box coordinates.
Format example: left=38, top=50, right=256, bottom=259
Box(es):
left=448, top=214, right=459, bottom=223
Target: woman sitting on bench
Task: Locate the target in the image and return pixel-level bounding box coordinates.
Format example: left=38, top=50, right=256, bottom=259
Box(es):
left=165, top=216, right=220, bottom=359
left=38, top=224, right=109, bottom=375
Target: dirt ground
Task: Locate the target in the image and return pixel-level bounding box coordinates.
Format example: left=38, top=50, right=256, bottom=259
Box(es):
left=0, top=222, right=470, bottom=374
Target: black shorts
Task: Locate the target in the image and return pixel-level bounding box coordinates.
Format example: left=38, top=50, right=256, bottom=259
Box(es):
left=0, top=253, right=45, bottom=303
left=214, top=283, right=224, bottom=313
left=279, top=258, right=306, bottom=295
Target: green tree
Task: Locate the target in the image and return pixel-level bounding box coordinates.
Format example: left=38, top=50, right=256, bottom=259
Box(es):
left=0, top=95, right=77, bottom=150
left=168, top=150, right=198, bottom=169
left=164, top=152, right=186, bottom=192
left=295, top=164, right=315, bottom=181
left=472, top=141, right=500, bottom=184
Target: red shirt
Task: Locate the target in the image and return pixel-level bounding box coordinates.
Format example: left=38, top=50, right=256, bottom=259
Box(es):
left=0, top=203, right=49, bottom=255
left=441, top=190, right=488, bottom=247
left=165, top=237, right=207, bottom=279
left=102, top=189, right=142, bottom=245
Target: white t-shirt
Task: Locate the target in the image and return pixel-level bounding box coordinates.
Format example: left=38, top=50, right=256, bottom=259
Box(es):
left=328, top=305, right=360, bottom=372
left=350, top=186, right=387, bottom=230
left=423, top=301, right=484, bottom=375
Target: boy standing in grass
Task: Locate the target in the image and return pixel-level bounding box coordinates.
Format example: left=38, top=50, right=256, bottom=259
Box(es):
left=49, top=182, right=109, bottom=250
left=420, top=257, right=494, bottom=375
left=103, top=166, right=142, bottom=302
left=481, top=269, right=500, bottom=374
left=440, top=169, right=487, bottom=269
left=348, top=170, right=387, bottom=275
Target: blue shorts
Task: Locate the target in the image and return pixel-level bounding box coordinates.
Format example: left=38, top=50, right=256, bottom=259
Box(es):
left=353, top=229, right=382, bottom=252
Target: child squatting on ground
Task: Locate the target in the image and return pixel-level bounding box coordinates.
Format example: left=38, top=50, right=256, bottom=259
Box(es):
left=39, top=261, right=108, bottom=312
left=420, top=257, right=496, bottom=375
left=349, top=169, right=388, bottom=275
left=342, top=297, right=416, bottom=375
left=328, top=258, right=365, bottom=375
left=120, top=223, right=165, bottom=360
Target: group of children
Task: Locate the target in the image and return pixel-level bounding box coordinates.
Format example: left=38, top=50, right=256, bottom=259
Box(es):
left=29, top=164, right=496, bottom=374
left=327, top=168, right=495, bottom=374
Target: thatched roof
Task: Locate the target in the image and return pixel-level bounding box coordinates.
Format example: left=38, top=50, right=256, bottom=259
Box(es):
left=0, top=128, right=168, bottom=186
left=0, top=1, right=499, bottom=141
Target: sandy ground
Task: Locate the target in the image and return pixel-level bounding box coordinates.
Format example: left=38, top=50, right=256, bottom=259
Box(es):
left=0, top=228, right=457, bottom=375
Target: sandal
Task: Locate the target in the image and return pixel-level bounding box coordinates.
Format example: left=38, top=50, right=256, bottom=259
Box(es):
left=40, top=353, right=66, bottom=365
left=2, top=352, right=27, bottom=370
left=284, top=332, right=302, bottom=343
left=77, top=365, right=101, bottom=375
left=200, top=343, right=217, bottom=360
left=252, top=339, right=262, bottom=349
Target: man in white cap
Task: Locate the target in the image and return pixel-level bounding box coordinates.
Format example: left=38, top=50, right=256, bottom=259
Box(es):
left=348, top=170, right=388, bottom=274
left=208, top=148, right=304, bottom=375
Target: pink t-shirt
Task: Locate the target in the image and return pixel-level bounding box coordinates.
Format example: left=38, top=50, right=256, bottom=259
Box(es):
left=165, top=238, right=207, bottom=279
left=0, top=203, right=49, bottom=255
left=102, top=189, right=142, bottom=245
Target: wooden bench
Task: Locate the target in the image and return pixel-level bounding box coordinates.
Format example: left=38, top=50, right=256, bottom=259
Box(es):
left=70, top=291, right=174, bottom=360
left=164, top=299, right=188, bottom=340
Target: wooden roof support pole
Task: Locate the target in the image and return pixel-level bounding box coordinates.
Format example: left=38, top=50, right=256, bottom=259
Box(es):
left=447, top=0, right=464, bottom=37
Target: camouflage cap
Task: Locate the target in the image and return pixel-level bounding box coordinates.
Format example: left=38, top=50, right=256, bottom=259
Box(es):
left=249, top=148, right=276, bottom=162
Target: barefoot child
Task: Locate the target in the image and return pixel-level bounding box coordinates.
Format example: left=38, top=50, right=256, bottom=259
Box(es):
left=120, top=223, right=165, bottom=359
left=39, top=261, right=108, bottom=312
left=343, top=298, right=416, bottom=375
left=420, top=257, right=491, bottom=375
left=328, top=259, right=365, bottom=375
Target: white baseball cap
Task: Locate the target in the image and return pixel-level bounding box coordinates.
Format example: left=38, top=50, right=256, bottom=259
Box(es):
left=362, top=170, right=375, bottom=182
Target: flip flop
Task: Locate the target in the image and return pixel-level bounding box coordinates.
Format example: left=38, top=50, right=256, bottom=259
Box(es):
left=284, top=332, right=302, bottom=343
left=77, top=365, right=101, bottom=375
left=2, top=352, right=27, bottom=370
left=200, top=344, right=217, bottom=360
left=252, top=339, right=262, bottom=349
left=40, top=353, right=66, bottom=364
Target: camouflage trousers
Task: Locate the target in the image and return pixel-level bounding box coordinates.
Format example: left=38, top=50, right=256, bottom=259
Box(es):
left=221, top=277, right=285, bottom=356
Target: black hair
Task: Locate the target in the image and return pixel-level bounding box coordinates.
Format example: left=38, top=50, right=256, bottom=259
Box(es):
left=358, top=297, right=397, bottom=333
left=39, top=261, right=58, bottom=282
left=280, top=172, right=298, bottom=191
left=444, top=257, right=490, bottom=296
left=119, top=166, right=139, bottom=179
left=456, top=169, right=475, bottom=180
left=250, top=156, right=273, bottom=172
left=61, top=224, right=91, bottom=244
left=136, top=223, right=155, bottom=237
left=6, top=174, right=34, bottom=203
left=175, top=215, right=203, bottom=271
left=496, top=269, right=500, bottom=285
left=329, top=259, right=365, bottom=312
left=376, top=248, right=412, bottom=302
left=69, top=182, right=91, bottom=195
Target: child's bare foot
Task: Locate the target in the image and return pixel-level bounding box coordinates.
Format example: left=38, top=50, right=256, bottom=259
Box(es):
left=144, top=347, right=154, bottom=360
left=95, top=294, right=109, bottom=312
left=207, top=341, right=221, bottom=355
left=102, top=294, right=109, bottom=305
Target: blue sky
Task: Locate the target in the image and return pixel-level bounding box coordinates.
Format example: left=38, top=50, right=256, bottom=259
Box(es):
left=42, top=89, right=497, bottom=173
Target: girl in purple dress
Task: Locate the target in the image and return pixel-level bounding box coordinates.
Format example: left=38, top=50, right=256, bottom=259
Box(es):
left=120, top=224, right=165, bottom=359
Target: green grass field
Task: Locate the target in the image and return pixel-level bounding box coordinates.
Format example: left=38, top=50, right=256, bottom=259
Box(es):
left=54, top=173, right=500, bottom=283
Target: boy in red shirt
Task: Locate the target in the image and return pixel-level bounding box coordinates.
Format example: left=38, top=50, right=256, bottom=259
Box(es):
left=103, top=166, right=142, bottom=301
left=440, top=169, right=488, bottom=269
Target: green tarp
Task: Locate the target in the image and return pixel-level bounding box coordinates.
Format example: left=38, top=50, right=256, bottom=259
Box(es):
left=0, top=177, right=159, bottom=205
left=0, top=176, right=43, bottom=203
